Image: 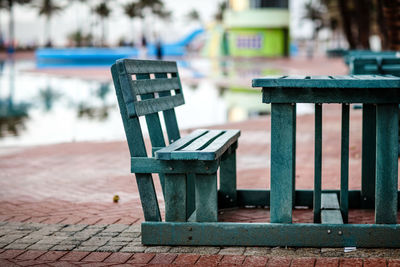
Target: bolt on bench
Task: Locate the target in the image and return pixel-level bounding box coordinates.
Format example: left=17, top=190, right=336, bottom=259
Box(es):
left=112, top=59, right=400, bottom=247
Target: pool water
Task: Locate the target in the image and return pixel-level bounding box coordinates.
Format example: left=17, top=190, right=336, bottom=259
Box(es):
left=0, top=57, right=281, bottom=146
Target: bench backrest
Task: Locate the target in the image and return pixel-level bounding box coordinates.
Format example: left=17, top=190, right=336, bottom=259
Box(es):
left=345, top=50, right=398, bottom=65
left=111, top=59, right=183, bottom=158
left=349, top=56, right=400, bottom=76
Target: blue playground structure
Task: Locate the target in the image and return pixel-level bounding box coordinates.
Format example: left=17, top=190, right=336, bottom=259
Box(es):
left=35, top=29, right=204, bottom=68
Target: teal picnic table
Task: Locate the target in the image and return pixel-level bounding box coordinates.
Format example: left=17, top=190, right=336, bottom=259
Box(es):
left=252, top=75, right=400, bottom=228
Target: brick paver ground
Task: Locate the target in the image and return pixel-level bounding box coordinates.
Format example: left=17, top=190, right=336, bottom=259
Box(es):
left=1, top=56, right=399, bottom=265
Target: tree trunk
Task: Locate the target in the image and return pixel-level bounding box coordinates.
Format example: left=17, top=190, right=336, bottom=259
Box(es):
left=338, top=0, right=357, bottom=49
left=8, top=0, right=14, bottom=51
left=355, top=0, right=371, bottom=49
left=381, top=0, right=400, bottom=50
left=377, top=0, right=388, bottom=49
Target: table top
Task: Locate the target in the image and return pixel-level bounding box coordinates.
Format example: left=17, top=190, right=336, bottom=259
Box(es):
left=252, top=75, right=400, bottom=89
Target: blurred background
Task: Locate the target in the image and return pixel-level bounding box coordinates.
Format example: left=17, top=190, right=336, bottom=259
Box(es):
left=0, top=0, right=399, bottom=146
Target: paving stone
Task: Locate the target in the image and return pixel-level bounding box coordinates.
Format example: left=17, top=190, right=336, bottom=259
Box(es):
left=144, top=246, right=171, bottom=253
left=0, top=243, right=7, bottom=249
left=339, top=258, right=363, bottom=267
left=15, top=250, right=47, bottom=260
left=18, top=235, right=44, bottom=244
left=80, top=237, right=111, bottom=247
left=59, top=251, right=90, bottom=262
left=169, top=246, right=197, bottom=254
left=102, top=225, right=129, bottom=233
left=105, top=241, right=130, bottom=247
left=74, top=246, right=99, bottom=252
left=220, top=255, right=246, bottom=265
left=0, top=249, right=25, bottom=259
left=218, top=247, right=245, bottom=255
left=118, top=232, right=140, bottom=238
left=57, top=238, right=83, bottom=246
left=109, top=236, right=134, bottom=242
left=119, top=245, right=147, bottom=253
left=26, top=243, right=55, bottom=250
left=51, top=244, right=77, bottom=251
left=126, top=253, right=155, bottom=264
left=81, top=252, right=111, bottom=262
left=0, top=234, right=26, bottom=244
left=243, top=255, right=269, bottom=266
left=388, top=259, right=400, bottom=267
left=37, top=251, right=68, bottom=261
left=148, top=253, right=177, bottom=264
left=173, top=254, right=200, bottom=265
left=61, top=225, right=87, bottom=232
left=363, top=258, right=387, bottom=267
left=4, top=243, right=31, bottom=250
left=315, top=257, right=339, bottom=267
left=103, top=252, right=132, bottom=263
left=0, top=259, right=19, bottom=267
left=122, top=225, right=141, bottom=233
left=267, top=257, right=292, bottom=267
left=35, top=236, right=67, bottom=245
left=244, top=247, right=270, bottom=256
left=95, top=232, right=120, bottom=237
left=190, top=246, right=220, bottom=255
left=96, top=245, right=123, bottom=252
left=51, top=232, right=72, bottom=237
left=196, top=254, right=223, bottom=266
left=291, top=257, right=316, bottom=267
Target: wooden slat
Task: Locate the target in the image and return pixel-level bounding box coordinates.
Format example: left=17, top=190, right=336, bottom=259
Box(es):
left=135, top=94, right=185, bottom=116
left=120, top=59, right=178, bottom=74
left=321, top=193, right=340, bottom=210
left=155, top=129, right=208, bottom=160
left=375, top=104, right=398, bottom=224
left=321, top=210, right=344, bottom=224
left=219, top=147, right=237, bottom=208
left=201, top=130, right=241, bottom=159
left=270, top=103, right=295, bottom=223
left=314, top=104, right=322, bottom=223
left=131, top=77, right=181, bottom=95
left=253, top=75, right=400, bottom=88
left=181, top=130, right=223, bottom=151
left=261, top=87, right=400, bottom=104
left=340, top=104, right=349, bottom=223
left=142, top=222, right=400, bottom=247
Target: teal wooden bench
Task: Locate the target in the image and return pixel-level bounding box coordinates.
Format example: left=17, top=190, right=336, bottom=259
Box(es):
left=111, top=59, right=240, bottom=227
left=349, top=56, right=400, bottom=76
left=344, top=50, right=398, bottom=65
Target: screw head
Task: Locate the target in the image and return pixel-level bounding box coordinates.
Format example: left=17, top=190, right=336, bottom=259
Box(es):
left=338, top=231, right=343, bottom=235
left=169, top=166, right=173, bottom=171
left=327, top=230, right=331, bottom=234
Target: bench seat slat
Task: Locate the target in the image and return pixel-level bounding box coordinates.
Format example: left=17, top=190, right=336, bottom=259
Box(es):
left=135, top=94, right=185, bottom=116
left=131, top=78, right=181, bottom=95
left=321, top=193, right=340, bottom=210
left=321, top=210, right=344, bottom=224
left=156, top=130, right=240, bottom=161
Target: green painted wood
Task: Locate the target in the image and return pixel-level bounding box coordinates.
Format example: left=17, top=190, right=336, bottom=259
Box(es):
left=165, top=174, right=186, bottom=222
left=314, top=103, right=322, bottom=223
left=111, top=64, right=161, bottom=222
left=131, top=77, right=181, bottom=95
left=375, top=104, right=398, bottom=224
left=156, top=130, right=240, bottom=161
left=195, top=172, right=218, bottom=222
left=350, top=57, right=400, bottom=75
left=186, top=173, right=196, bottom=220
left=181, top=130, right=223, bottom=151
left=321, top=210, right=344, bottom=224
left=122, top=58, right=178, bottom=74
left=130, top=157, right=219, bottom=174
left=253, top=75, right=400, bottom=88
left=219, top=147, right=237, bottom=208
left=340, top=104, right=349, bottom=223
left=361, top=104, right=376, bottom=208
left=270, top=103, right=295, bottom=223
left=292, top=104, right=296, bottom=208
left=261, top=87, right=400, bottom=104
left=224, top=189, right=387, bottom=209
left=321, top=193, right=340, bottom=210
left=134, top=94, right=185, bottom=116
left=345, top=50, right=397, bottom=65
left=142, top=222, right=400, bottom=247
left=155, top=129, right=208, bottom=160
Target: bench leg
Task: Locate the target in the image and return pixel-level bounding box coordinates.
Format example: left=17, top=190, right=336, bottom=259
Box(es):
left=220, top=145, right=237, bottom=208
left=165, top=174, right=187, bottom=222
left=271, top=103, right=295, bottom=223
left=195, top=172, right=218, bottom=222
left=375, top=104, right=398, bottom=224
left=186, top=173, right=196, bottom=220
left=361, top=104, right=376, bottom=208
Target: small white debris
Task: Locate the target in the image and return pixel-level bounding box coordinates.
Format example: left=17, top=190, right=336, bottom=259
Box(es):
left=344, top=247, right=357, bottom=252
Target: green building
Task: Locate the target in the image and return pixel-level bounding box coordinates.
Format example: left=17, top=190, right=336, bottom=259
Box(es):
left=224, top=0, right=290, bottom=57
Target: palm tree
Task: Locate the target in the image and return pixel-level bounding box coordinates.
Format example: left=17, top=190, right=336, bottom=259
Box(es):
left=379, top=0, right=400, bottom=50
left=93, top=1, right=111, bottom=47
left=35, top=0, right=63, bottom=47
left=186, top=9, right=201, bottom=23
left=3, top=0, right=31, bottom=51
left=123, top=2, right=143, bottom=45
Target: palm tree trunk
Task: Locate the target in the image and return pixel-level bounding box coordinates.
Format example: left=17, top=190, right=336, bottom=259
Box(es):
left=355, top=0, right=371, bottom=49
left=381, top=0, right=400, bottom=50
left=8, top=0, right=14, bottom=51
left=338, top=0, right=356, bottom=49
